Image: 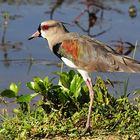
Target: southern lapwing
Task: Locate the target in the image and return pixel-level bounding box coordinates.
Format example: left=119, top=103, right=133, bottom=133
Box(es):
left=28, top=20, right=140, bottom=134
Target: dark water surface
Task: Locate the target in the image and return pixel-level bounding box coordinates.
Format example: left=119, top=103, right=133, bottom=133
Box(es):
left=0, top=0, right=140, bottom=102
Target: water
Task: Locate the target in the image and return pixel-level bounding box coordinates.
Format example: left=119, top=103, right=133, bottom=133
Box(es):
left=0, top=0, right=140, bottom=101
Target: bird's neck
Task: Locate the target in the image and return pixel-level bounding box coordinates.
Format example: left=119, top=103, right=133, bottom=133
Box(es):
left=47, top=32, right=67, bottom=51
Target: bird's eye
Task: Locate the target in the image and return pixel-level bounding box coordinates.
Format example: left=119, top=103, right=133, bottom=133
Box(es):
left=42, top=25, right=49, bottom=30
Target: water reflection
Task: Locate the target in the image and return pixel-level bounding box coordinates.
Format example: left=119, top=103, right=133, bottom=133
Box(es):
left=110, top=39, right=137, bottom=56
left=73, top=0, right=125, bottom=37
left=74, top=6, right=110, bottom=37
left=0, top=0, right=45, bottom=5
left=0, top=11, right=22, bottom=67
left=45, top=0, right=65, bottom=19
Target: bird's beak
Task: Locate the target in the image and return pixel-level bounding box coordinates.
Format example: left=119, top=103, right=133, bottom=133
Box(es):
left=28, top=31, right=40, bottom=40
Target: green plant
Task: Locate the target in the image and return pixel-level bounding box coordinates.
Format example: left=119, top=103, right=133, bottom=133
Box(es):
left=0, top=70, right=140, bottom=139
left=26, top=70, right=88, bottom=116
left=0, top=82, right=38, bottom=113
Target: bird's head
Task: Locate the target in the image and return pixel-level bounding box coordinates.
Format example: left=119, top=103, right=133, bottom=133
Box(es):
left=28, top=20, right=69, bottom=41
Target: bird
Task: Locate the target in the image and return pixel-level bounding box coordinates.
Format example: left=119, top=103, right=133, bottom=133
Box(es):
left=28, top=20, right=140, bottom=134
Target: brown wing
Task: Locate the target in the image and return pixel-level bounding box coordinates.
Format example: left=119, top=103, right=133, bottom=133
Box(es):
left=61, top=33, right=140, bottom=73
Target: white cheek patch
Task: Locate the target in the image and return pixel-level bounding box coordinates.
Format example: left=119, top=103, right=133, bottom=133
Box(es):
left=61, top=57, right=77, bottom=68
left=41, top=30, right=48, bottom=39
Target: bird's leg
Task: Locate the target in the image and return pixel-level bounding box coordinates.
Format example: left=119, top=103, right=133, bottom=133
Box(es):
left=82, top=78, right=94, bottom=135
left=77, top=70, right=94, bottom=135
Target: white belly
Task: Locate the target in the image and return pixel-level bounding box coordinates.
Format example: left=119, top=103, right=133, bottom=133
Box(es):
left=61, top=57, right=77, bottom=68
left=61, top=57, right=90, bottom=81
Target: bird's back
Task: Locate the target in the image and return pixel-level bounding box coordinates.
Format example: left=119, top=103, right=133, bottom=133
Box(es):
left=56, top=32, right=140, bottom=73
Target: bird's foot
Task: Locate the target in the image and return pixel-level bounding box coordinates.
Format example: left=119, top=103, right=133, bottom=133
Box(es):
left=80, top=126, right=91, bottom=136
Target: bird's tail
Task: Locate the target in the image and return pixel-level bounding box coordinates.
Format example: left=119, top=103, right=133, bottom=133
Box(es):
left=111, top=54, right=140, bottom=73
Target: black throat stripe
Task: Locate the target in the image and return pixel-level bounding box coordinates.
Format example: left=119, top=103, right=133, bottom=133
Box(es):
left=52, top=43, right=62, bottom=59
left=37, top=24, right=42, bottom=37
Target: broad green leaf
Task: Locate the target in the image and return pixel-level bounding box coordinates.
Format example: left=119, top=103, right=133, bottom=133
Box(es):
left=55, top=72, right=70, bottom=88
left=1, top=89, right=17, bottom=98
left=43, top=76, right=49, bottom=84
left=26, top=82, right=35, bottom=90
left=43, top=77, right=54, bottom=90
left=69, top=70, right=76, bottom=80
left=10, top=83, right=19, bottom=95
left=33, top=76, right=41, bottom=82
left=16, top=93, right=38, bottom=103
left=33, top=77, right=46, bottom=92
left=37, top=81, right=46, bottom=91
left=33, top=82, right=42, bottom=92
left=70, top=74, right=84, bottom=99
left=26, top=80, right=45, bottom=93
left=33, top=76, right=42, bottom=83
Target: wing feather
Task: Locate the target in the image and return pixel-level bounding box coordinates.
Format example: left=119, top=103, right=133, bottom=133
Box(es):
left=54, top=32, right=140, bottom=73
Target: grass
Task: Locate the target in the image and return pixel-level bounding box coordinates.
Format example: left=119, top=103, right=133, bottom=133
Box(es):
left=0, top=70, right=140, bottom=140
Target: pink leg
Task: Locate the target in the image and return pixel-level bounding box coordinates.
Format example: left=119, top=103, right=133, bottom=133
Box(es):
left=82, top=78, right=94, bottom=135
left=77, top=70, right=94, bottom=135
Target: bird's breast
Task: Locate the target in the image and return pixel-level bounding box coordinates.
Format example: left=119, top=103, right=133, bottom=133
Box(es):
left=52, top=40, right=80, bottom=60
